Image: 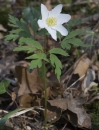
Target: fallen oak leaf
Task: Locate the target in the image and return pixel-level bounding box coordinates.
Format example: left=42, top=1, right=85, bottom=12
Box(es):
left=15, top=66, right=64, bottom=97
left=48, top=98, right=68, bottom=110
left=74, top=57, right=91, bottom=77
left=66, top=57, right=91, bottom=88
left=41, top=98, right=62, bottom=123
left=67, top=97, right=91, bottom=128
left=15, top=66, right=45, bottom=96
left=19, top=93, right=40, bottom=114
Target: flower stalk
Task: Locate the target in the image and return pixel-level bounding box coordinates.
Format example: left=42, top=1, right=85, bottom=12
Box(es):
left=43, top=32, right=47, bottom=129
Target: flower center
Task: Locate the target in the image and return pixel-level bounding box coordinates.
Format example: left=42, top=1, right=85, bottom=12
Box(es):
left=46, top=17, right=57, bottom=27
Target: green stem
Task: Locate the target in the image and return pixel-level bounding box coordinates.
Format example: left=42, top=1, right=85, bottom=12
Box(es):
left=43, top=61, right=47, bottom=129
left=43, top=32, right=47, bottom=130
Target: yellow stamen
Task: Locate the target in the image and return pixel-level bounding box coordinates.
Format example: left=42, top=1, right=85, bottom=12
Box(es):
left=46, top=17, right=57, bottom=27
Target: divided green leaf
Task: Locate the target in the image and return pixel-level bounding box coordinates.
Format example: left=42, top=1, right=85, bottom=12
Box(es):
left=61, top=42, right=71, bottom=50
left=30, top=59, right=42, bottom=69
left=26, top=53, right=49, bottom=62
left=49, top=48, right=69, bottom=56
left=10, top=29, right=22, bottom=34
left=5, top=15, right=32, bottom=42
left=14, top=46, right=36, bottom=52
left=64, top=29, right=83, bottom=40
left=5, top=34, right=19, bottom=41
left=18, top=37, right=43, bottom=50
left=61, top=38, right=92, bottom=49
left=50, top=54, right=62, bottom=81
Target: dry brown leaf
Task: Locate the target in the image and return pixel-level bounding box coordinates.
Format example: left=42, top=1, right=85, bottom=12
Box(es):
left=48, top=97, right=91, bottom=128
left=74, top=58, right=91, bottom=77
left=15, top=66, right=45, bottom=96
left=0, top=24, right=7, bottom=32
left=48, top=81, right=64, bottom=98
left=48, top=99, right=68, bottom=110
left=19, top=94, right=39, bottom=108
left=92, top=64, right=99, bottom=71
left=41, top=98, right=61, bottom=122
left=15, top=66, right=64, bottom=97
left=66, top=110, right=78, bottom=126
left=67, top=97, right=91, bottom=128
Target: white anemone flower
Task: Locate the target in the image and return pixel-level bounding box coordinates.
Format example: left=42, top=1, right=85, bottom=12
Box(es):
left=38, top=4, right=71, bottom=41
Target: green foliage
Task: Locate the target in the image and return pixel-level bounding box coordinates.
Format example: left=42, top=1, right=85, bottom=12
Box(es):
left=50, top=54, right=62, bottom=81
left=61, top=29, right=92, bottom=50
left=30, top=59, right=42, bottom=69
left=26, top=53, right=48, bottom=61
left=5, top=15, right=32, bottom=42
left=0, top=80, right=10, bottom=94
left=14, top=46, right=35, bottom=52
left=4, top=9, right=92, bottom=82
left=65, top=29, right=83, bottom=39
left=57, top=32, right=63, bottom=40
left=5, top=34, right=19, bottom=41
left=13, top=37, right=43, bottom=54
left=48, top=47, right=69, bottom=81
left=26, top=53, right=49, bottom=69
left=22, top=7, right=40, bottom=33
left=49, top=48, right=69, bottom=56
left=18, top=37, right=42, bottom=50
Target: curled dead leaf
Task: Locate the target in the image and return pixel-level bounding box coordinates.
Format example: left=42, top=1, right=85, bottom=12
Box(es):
left=15, top=66, right=45, bottom=96
left=41, top=98, right=62, bottom=122
left=67, top=97, right=91, bottom=128
left=48, top=99, right=68, bottom=110
left=19, top=94, right=39, bottom=108
left=74, top=58, right=91, bottom=77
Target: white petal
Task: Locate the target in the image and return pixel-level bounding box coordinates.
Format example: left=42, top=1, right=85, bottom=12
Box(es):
left=49, top=4, right=63, bottom=17
left=52, top=25, right=68, bottom=36
left=41, top=4, right=49, bottom=20
left=57, top=14, right=71, bottom=24
left=46, top=27, right=57, bottom=40
left=37, top=20, right=45, bottom=28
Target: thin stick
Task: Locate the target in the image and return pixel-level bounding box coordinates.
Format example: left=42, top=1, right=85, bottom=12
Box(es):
left=62, top=123, right=67, bottom=130
left=66, top=74, right=85, bottom=90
